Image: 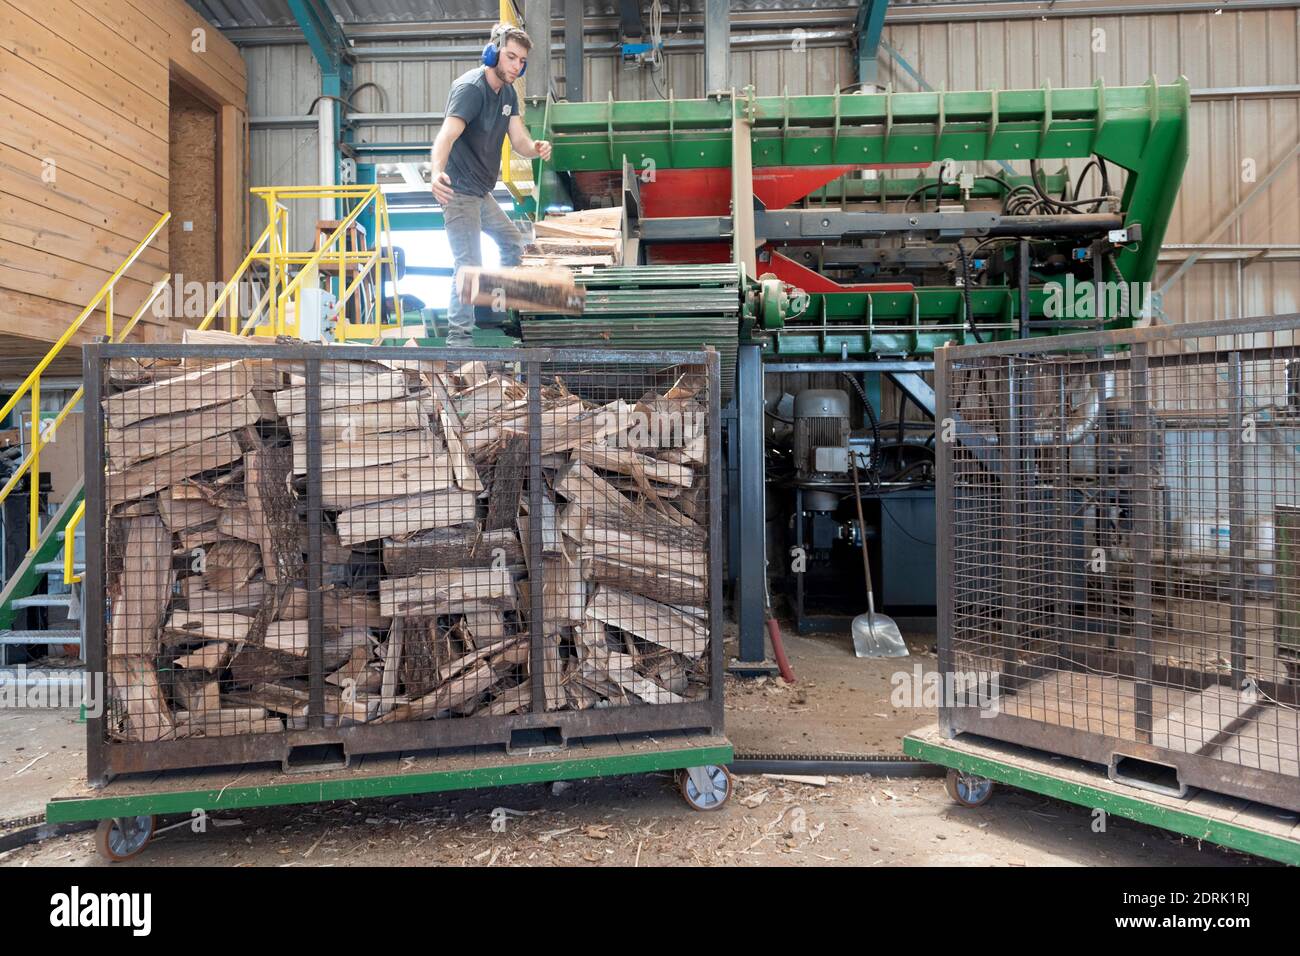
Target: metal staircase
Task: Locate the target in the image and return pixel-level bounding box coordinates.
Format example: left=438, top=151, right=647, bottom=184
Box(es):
left=0, top=212, right=170, bottom=693
left=0, top=186, right=405, bottom=699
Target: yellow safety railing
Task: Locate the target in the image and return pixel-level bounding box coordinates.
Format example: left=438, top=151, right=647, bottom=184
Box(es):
left=196, top=203, right=288, bottom=335
left=0, top=213, right=170, bottom=575
left=64, top=499, right=84, bottom=585
left=242, top=185, right=404, bottom=342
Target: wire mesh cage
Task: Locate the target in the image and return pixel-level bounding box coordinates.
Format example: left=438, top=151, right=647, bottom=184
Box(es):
left=84, top=342, right=722, bottom=781
left=937, top=314, right=1300, bottom=812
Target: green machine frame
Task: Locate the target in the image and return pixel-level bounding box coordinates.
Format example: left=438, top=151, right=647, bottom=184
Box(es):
left=526, top=78, right=1190, bottom=356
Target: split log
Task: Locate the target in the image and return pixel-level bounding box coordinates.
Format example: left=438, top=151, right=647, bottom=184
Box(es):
left=574, top=444, right=693, bottom=488
left=171, top=642, right=232, bottom=671
left=455, top=377, right=525, bottom=428
left=382, top=527, right=522, bottom=575
left=543, top=635, right=565, bottom=711
left=464, top=608, right=507, bottom=644
left=320, top=457, right=454, bottom=509
left=261, top=620, right=311, bottom=656
left=533, top=218, right=620, bottom=241
left=175, top=678, right=220, bottom=713
left=336, top=488, right=478, bottom=546
left=584, top=585, right=708, bottom=658
left=439, top=408, right=483, bottom=492
left=108, top=657, right=174, bottom=741
left=106, top=394, right=264, bottom=467
left=103, top=360, right=252, bottom=427
left=245, top=446, right=301, bottom=584
left=484, top=435, right=527, bottom=531
left=585, top=555, right=707, bottom=607
left=174, top=709, right=283, bottom=737
left=165, top=611, right=251, bottom=643
left=228, top=646, right=309, bottom=685
left=201, top=539, right=262, bottom=592
left=285, top=396, right=428, bottom=441
left=553, top=460, right=645, bottom=522
left=605, top=650, right=684, bottom=705
left=327, top=644, right=380, bottom=690
left=378, top=618, right=404, bottom=715
left=158, top=497, right=221, bottom=533
left=291, top=430, right=440, bottom=474
left=108, top=516, right=174, bottom=658
left=455, top=265, right=586, bottom=314
left=560, top=510, right=707, bottom=578
left=182, top=584, right=387, bottom=629
left=107, top=433, right=244, bottom=506
left=379, top=568, right=515, bottom=618
left=273, top=370, right=411, bottom=417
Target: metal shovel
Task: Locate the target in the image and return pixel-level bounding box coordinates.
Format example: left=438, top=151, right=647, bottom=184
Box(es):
left=849, top=456, right=909, bottom=659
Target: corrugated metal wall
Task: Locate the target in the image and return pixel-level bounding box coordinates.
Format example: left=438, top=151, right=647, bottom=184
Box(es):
left=243, top=6, right=1300, bottom=320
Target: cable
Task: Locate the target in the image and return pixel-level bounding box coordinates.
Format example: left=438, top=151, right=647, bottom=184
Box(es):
left=1030, top=159, right=1119, bottom=212
left=839, top=372, right=881, bottom=474
left=956, top=240, right=984, bottom=343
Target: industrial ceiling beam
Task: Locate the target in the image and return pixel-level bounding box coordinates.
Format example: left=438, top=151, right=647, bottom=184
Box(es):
left=854, top=0, right=889, bottom=91
left=524, top=0, right=553, bottom=101
left=703, top=0, right=730, bottom=94
left=287, top=0, right=354, bottom=219
left=564, top=0, right=584, bottom=101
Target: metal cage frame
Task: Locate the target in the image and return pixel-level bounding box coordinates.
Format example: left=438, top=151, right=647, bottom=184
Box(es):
left=84, top=343, right=724, bottom=785
left=936, top=312, right=1300, bottom=813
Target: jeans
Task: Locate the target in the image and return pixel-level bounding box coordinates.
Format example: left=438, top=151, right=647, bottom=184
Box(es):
left=444, top=190, right=526, bottom=346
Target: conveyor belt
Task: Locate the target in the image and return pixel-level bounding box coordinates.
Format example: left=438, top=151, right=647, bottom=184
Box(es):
left=519, top=264, right=745, bottom=397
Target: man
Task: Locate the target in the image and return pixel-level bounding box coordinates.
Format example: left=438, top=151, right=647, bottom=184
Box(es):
left=431, top=22, right=552, bottom=346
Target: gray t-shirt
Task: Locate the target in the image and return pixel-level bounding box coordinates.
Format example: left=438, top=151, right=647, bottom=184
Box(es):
left=443, top=67, right=518, bottom=197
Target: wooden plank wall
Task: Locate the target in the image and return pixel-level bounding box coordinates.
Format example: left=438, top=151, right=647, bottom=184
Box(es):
left=0, top=0, right=247, bottom=369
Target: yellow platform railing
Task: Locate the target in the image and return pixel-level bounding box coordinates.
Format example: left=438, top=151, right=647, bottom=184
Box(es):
left=61, top=185, right=406, bottom=584
left=219, top=185, right=405, bottom=341
left=0, top=213, right=170, bottom=581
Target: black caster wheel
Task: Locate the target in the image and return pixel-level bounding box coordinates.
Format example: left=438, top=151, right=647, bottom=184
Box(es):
left=94, top=815, right=155, bottom=862
left=945, top=768, right=995, bottom=807
left=678, top=765, right=733, bottom=811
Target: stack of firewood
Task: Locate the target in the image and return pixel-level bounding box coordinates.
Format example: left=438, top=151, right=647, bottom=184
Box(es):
left=100, top=331, right=711, bottom=742
left=521, top=207, right=623, bottom=269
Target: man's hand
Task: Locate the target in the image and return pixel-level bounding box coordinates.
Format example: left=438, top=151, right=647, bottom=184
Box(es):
left=432, top=171, right=454, bottom=205
left=535, top=140, right=552, bottom=162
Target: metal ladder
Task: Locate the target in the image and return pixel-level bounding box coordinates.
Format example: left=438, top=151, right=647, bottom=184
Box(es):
left=0, top=483, right=85, bottom=693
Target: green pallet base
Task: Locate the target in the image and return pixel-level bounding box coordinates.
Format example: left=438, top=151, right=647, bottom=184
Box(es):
left=904, top=730, right=1300, bottom=866
left=46, top=740, right=733, bottom=824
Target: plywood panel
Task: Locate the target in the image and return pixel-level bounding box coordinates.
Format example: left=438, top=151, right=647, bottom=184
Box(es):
left=127, top=0, right=246, bottom=106
left=0, top=288, right=100, bottom=345
left=65, top=0, right=164, bottom=66
left=0, top=239, right=157, bottom=312
left=0, top=0, right=245, bottom=350
left=0, top=144, right=163, bottom=242
left=169, top=84, right=218, bottom=286
left=0, top=2, right=168, bottom=135
left=0, top=49, right=167, bottom=178
left=0, top=193, right=169, bottom=278
left=0, top=94, right=167, bottom=211
left=16, top=0, right=165, bottom=103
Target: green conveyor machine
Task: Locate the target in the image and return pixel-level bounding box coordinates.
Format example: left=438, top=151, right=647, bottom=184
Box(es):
left=510, top=79, right=1189, bottom=662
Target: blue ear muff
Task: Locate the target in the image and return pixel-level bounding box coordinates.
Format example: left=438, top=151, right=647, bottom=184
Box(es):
left=482, top=40, right=526, bottom=75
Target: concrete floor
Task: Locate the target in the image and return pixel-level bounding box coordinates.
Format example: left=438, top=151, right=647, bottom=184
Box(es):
left=0, top=623, right=1273, bottom=866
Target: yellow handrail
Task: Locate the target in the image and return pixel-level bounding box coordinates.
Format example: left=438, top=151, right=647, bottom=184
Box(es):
left=0, top=213, right=170, bottom=427
left=245, top=185, right=403, bottom=340
left=196, top=205, right=286, bottom=334
left=64, top=500, right=84, bottom=585
left=0, top=213, right=169, bottom=556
